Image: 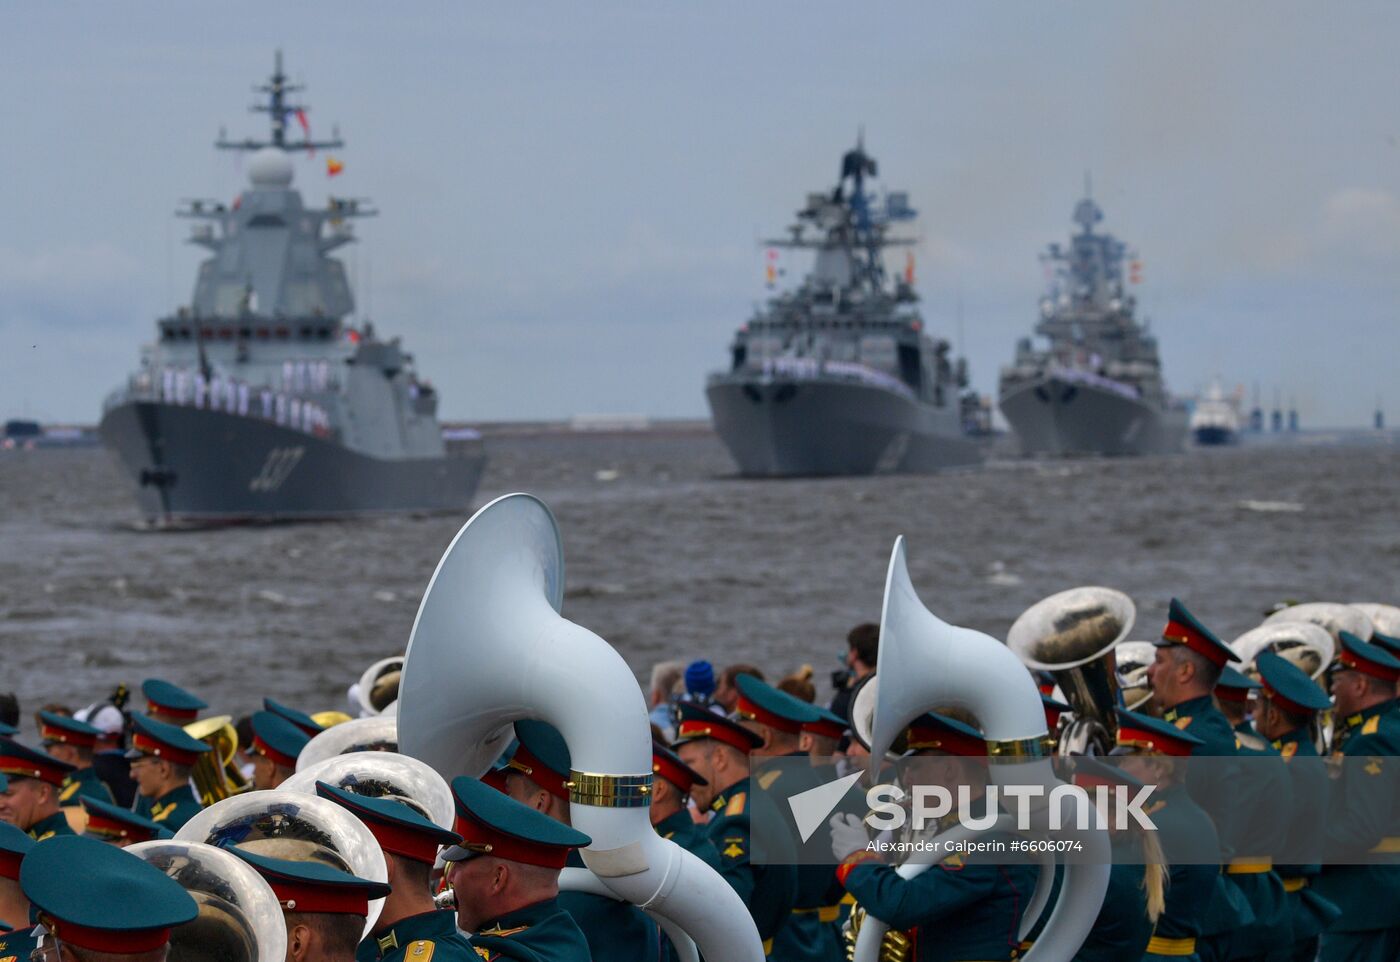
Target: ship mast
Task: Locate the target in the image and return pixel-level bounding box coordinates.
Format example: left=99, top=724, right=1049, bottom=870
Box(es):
left=215, top=49, right=344, bottom=154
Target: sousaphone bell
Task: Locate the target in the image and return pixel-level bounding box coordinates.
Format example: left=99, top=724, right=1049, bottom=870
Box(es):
left=296, top=715, right=397, bottom=773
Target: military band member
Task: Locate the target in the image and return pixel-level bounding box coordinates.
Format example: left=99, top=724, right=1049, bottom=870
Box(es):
left=37, top=711, right=115, bottom=808
left=1113, top=709, right=1220, bottom=962
left=126, top=715, right=209, bottom=831
left=1213, top=668, right=1262, bottom=740
left=265, top=698, right=327, bottom=738
left=0, top=817, right=37, bottom=959
left=21, top=835, right=198, bottom=962
left=798, top=706, right=847, bottom=767
left=500, top=719, right=660, bottom=960
left=232, top=846, right=393, bottom=962
left=1312, top=633, right=1400, bottom=962
left=444, top=775, right=593, bottom=962
left=829, top=712, right=1038, bottom=962
left=735, top=673, right=843, bottom=962
left=141, top=678, right=207, bottom=726
left=313, top=782, right=474, bottom=962
left=651, top=742, right=720, bottom=869
left=1250, top=650, right=1340, bottom=962
left=249, top=710, right=312, bottom=790
left=675, top=701, right=799, bottom=954
left=79, top=796, right=173, bottom=846
left=0, top=739, right=77, bottom=839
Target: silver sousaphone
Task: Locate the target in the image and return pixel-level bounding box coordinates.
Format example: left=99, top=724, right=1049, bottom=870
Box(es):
left=128, top=839, right=287, bottom=962
left=1232, top=621, right=1335, bottom=681
left=1007, top=587, right=1136, bottom=755
left=1113, top=641, right=1157, bottom=711
left=281, top=750, right=455, bottom=831
left=173, top=789, right=388, bottom=939
left=1348, top=603, right=1400, bottom=640
left=296, top=715, right=398, bottom=772
left=356, top=656, right=405, bottom=717
left=1265, top=602, right=1373, bottom=648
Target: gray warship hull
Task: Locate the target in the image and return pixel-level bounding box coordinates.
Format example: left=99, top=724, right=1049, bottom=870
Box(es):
left=100, top=401, right=485, bottom=522
left=999, top=376, right=1187, bottom=457
left=706, top=375, right=982, bottom=477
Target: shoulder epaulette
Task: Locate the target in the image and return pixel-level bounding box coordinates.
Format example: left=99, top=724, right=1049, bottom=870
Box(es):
left=477, top=925, right=529, bottom=939
left=405, top=941, right=435, bottom=962
left=1280, top=741, right=1297, bottom=760
left=1363, top=715, right=1380, bottom=736
left=725, top=791, right=747, bottom=816
left=757, top=769, right=782, bottom=791
left=1173, top=716, right=1192, bottom=731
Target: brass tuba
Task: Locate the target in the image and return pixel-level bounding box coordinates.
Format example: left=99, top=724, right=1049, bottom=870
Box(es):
left=1006, top=587, right=1135, bottom=755
left=128, top=839, right=287, bottom=962
left=184, top=715, right=250, bottom=805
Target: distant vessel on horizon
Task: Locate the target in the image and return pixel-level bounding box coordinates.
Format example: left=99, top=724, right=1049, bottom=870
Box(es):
left=98, top=53, right=484, bottom=523
left=998, top=190, right=1187, bottom=457
left=1190, top=380, right=1242, bottom=446
left=705, top=139, right=982, bottom=476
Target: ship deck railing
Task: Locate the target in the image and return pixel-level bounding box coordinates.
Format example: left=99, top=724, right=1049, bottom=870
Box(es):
left=113, top=370, right=337, bottom=441
left=716, top=355, right=917, bottom=401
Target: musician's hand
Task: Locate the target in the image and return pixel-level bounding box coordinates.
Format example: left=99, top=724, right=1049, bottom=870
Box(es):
left=829, top=812, right=869, bottom=861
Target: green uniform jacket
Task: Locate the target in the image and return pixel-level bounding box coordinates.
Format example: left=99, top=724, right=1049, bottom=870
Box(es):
left=1312, top=699, right=1400, bottom=934
left=357, top=910, right=477, bottom=962
left=26, top=810, right=74, bottom=841
left=468, top=897, right=592, bottom=962
left=58, top=766, right=114, bottom=807
left=838, top=832, right=1038, bottom=962
left=557, top=850, right=660, bottom=961
left=0, top=921, right=39, bottom=962
left=1142, top=783, right=1220, bottom=961
left=1213, top=738, right=1293, bottom=960
left=135, top=784, right=202, bottom=833
left=706, top=776, right=799, bottom=948
left=1072, top=836, right=1153, bottom=962
left=1270, top=730, right=1341, bottom=943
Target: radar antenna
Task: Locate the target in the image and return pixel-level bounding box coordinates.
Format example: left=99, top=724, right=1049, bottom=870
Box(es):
left=215, top=49, right=345, bottom=154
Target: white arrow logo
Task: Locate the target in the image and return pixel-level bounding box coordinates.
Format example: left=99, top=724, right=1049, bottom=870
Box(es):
left=788, top=771, right=863, bottom=843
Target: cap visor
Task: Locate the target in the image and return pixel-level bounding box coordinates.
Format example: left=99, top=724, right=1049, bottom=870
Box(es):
left=439, top=845, right=476, bottom=863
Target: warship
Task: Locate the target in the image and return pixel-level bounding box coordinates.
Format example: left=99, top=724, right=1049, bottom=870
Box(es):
left=1190, top=380, right=1242, bottom=446
left=99, top=54, right=484, bottom=522
left=705, top=140, right=981, bottom=477
left=998, top=192, right=1187, bottom=457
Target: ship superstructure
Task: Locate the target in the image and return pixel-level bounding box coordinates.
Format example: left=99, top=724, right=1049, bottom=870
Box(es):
left=705, top=140, right=981, bottom=476
left=99, top=53, right=484, bottom=521
left=998, top=192, right=1186, bottom=457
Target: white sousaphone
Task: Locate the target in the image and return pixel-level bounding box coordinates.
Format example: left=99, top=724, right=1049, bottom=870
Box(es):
left=356, top=656, right=405, bottom=717
left=855, top=537, right=1110, bottom=962
left=1113, top=641, right=1157, bottom=711
left=1265, top=602, right=1373, bottom=647
left=128, top=839, right=287, bottom=962
left=281, top=750, right=456, bottom=831
left=1348, top=603, right=1400, bottom=639
left=296, top=715, right=398, bottom=772
left=396, top=493, right=761, bottom=962
left=1231, top=621, right=1335, bottom=680
left=173, top=789, right=388, bottom=940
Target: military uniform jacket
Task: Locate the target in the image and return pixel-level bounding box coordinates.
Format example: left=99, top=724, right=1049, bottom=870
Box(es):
left=1270, top=729, right=1341, bottom=941
left=0, top=922, right=39, bottom=962
left=705, top=776, right=799, bottom=946
left=468, top=897, right=592, bottom=962
left=134, top=784, right=202, bottom=832
left=1211, top=739, right=1292, bottom=960
left=557, top=850, right=660, bottom=962
left=655, top=809, right=720, bottom=869
left=1071, top=836, right=1153, bottom=962
left=1144, top=784, right=1220, bottom=948
left=1312, top=699, right=1400, bottom=933
left=26, top=810, right=74, bottom=841
left=357, top=910, right=477, bottom=962
left=838, top=831, right=1038, bottom=962
left=58, top=766, right=114, bottom=807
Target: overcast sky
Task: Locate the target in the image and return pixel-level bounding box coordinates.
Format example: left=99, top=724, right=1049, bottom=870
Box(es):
left=3, top=3, right=1398, bottom=427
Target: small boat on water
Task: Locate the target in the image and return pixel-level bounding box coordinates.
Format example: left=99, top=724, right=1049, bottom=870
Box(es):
left=1190, top=380, right=1242, bottom=446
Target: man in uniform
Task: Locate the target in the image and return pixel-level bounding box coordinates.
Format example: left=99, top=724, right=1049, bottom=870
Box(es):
left=141, top=678, right=207, bottom=726
left=651, top=742, right=720, bottom=868
left=735, top=673, right=843, bottom=962
left=126, top=714, right=209, bottom=831
left=1213, top=668, right=1262, bottom=739
left=1251, top=650, right=1340, bottom=962
left=0, top=814, right=37, bottom=959
left=313, top=782, right=473, bottom=962
left=829, top=712, right=1038, bottom=962
left=675, top=701, right=799, bottom=954
left=498, top=719, right=660, bottom=960
left=38, top=712, right=114, bottom=809
left=1312, top=633, right=1400, bottom=962
left=265, top=698, right=327, bottom=738
left=231, top=846, right=393, bottom=962
left=249, top=710, right=311, bottom=790
left=444, top=774, right=592, bottom=962
left=0, top=739, right=76, bottom=839
left=79, top=796, right=172, bottom=846
left=20, top=835, right=198, bottom=962
left=1113, top=709, right=1222, bottom=962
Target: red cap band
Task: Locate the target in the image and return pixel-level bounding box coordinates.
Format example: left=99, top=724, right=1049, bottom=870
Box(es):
left=734, top=693, right=803, bottom=735
left=252, top=734, right=298, bottom=770
left=39, top=914, right=171, bottom=953
left=39, top=721, right=96, bottom=749
left=1116, top=722, right=1193, bottom=757
left=676, top=717, right=754, bottom=755
left=1163, top=619, right=1229, bottom=668
left=131, top=731, right=201, bottom=767
left=452, top=812, right=572, bottom=869
left=652, top=754, right=697, bottom=792
left=1338, top=646, right=1400, bottom=683
left=801, top=717, right=846, bottom=741
left=1214, top=685, right=1251, bottom=704
left=905, top=723, right=985, bottom=758
left=146, top=700, right=198, bottom=722
left=82, top=812, right=160, bottom=844
left=1258, top=683, right=1313, bottom=718
left=506, top=745, right=570, bottom=801
left=264, top=879, right=370, bottom=916
left=359, top=818, right=442, bottom=866
left=0, top=754, right=70, bottom=787
left=0, top=850, right=22, bottom=880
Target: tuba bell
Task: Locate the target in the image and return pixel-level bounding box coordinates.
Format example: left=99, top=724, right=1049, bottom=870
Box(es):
left=396, top=493, right=763, bottom=962
left=1265, top=602, right=1373, bottom=648
left=1348, top=603, right=1400, bottom=639
left=184, top=715, right=250, bottom=805
left=1232, top=621, right=1335, bottom=681
left=356, top=656, right=405, bottom=717
left=281, top=750, right=455, bottom=831
left=128, top=839, right=288, bottom=962
left=296, top=715, right=397, bottom=772
left=862, top=536, right=1109, bottom=962
left=1006, top=587, right=1135, bottom=755
left=173, top=789, right=388, bottom=938
left=1113, top=641, right=1157, bottom=711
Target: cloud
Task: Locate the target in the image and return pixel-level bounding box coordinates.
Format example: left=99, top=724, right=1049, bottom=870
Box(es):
left=1319, top=188, right=1400, bottom=260
left=0, top=243, right=150, bottom=333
